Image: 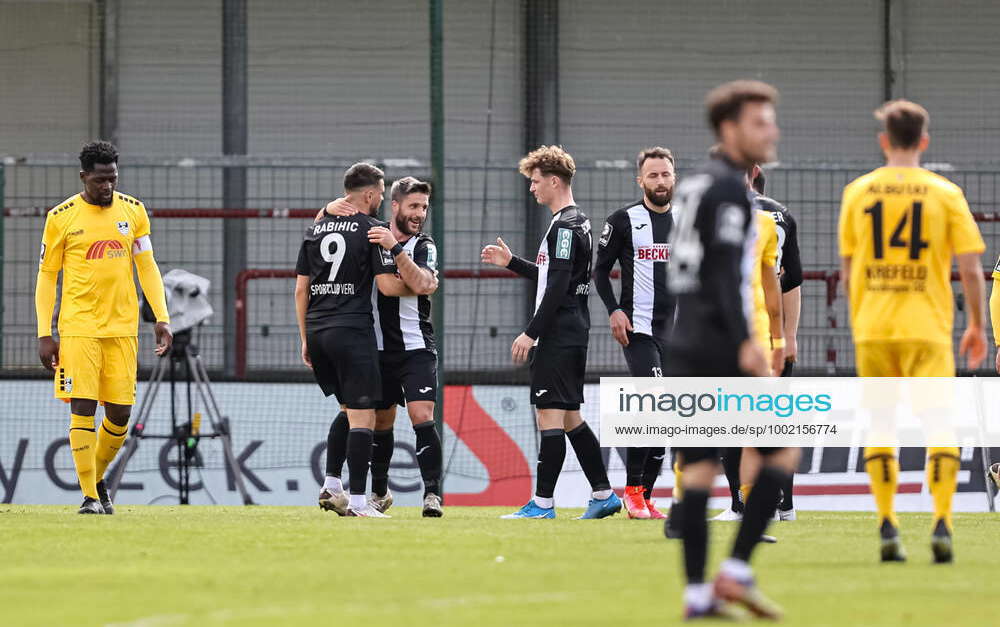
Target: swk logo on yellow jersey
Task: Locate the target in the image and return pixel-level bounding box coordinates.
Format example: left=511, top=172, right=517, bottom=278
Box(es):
left=85, top=239, right=127, bottom=260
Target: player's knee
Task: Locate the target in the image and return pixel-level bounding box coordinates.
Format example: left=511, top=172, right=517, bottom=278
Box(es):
left=70, top=398, right=98, bottom=416
left=103, top=404, right=131, bottom=426
left=374, top=409, right=396, bottom=430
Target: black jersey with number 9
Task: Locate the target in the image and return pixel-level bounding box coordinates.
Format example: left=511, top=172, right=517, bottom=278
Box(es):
left=296, top=213, right=395, bottom=331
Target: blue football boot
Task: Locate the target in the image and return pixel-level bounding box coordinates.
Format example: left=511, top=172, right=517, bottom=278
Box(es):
left=577, top=492, right=622, bottom=519
left=500, top=500, right=556, bottom=519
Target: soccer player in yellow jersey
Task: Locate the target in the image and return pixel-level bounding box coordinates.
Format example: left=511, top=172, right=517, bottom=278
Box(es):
left=838, top=101, right=987, bottom=563
left=35, top=141, right=172, bottom=515
left=991, top=253, right=1000, bottom=374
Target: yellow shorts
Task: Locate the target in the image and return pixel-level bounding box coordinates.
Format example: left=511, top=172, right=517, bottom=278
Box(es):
left=855, top=341, right=954, bottom=377
left=54, top=336, right=138, bottom=405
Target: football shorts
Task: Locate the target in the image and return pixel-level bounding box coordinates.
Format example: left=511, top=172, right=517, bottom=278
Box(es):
left=54, top=336, right=138, bottom=405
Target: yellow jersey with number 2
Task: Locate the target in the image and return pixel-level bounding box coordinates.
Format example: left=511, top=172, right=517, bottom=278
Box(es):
left=838, top=167, right=984, bottom=346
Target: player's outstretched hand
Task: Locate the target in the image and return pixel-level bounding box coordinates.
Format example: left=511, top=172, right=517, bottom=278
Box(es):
left=959, top=324, right=987, bottom=369
left=301, top=341, right=312, bottom=368
left=738, top=339, right=769, bottom=376
left=511, top=332, right=533, bottom=364
left=154, top=322, right=173, bottom=357
left=315, top=197, right=360, bottom=222
left=368, top=226, right=398, bottom=250
left=38, top=336, right=59, bottom=372
left=769, top=345, right=785, bottom=377
left=481, top=237, right=512, bottom=267
left=609, top=309, right=633, bottom=347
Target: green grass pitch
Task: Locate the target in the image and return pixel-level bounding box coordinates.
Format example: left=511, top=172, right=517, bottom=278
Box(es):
left=2, top=506, right=998, bottom=626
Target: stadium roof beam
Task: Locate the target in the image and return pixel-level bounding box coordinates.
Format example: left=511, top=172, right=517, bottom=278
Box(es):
left=883, top=0, right=907, bottom=101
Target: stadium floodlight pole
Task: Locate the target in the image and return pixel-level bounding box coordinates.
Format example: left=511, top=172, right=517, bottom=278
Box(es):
left=0, top=163, right=4, bottom=367
left=429, top=0, right=446, bottom=493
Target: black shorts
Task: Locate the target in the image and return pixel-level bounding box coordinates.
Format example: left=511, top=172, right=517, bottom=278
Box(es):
left=529, top=344, right=586, bottom=410
left=376, top=349, right=438, bottom=410
left=307, top=326, right=381, bottom=409
left=678, top=447, right=786, bottom=466
left=623, top=332, right=667, bottom=377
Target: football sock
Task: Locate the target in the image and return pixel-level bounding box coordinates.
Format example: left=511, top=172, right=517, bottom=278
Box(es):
left=347, top=427, right=373, bottom=496
left=673, top=460, right=684, bottom=502
left=322, top=476, right=343, bottom=494
left=731, top=466, right=786, bottom=562
left=864, top=446, right=899, bottom=528
left=642, top=447, right=666, bottom=500
left=681, top=488, right=709, bottom=584
left=413, top=420, right=443, bottom=496
left=625, top=447, right=648, bottom=487
left=566, top=422, right=611, bottom=491
left=592, top=489, right=613, bottom=500
left=927, top=446, right=960, bottom=532
left=684, top=583, right=713, bottom=611
left=94, top=417, right=128, bottom=481
left=69, top=414, right=98, bottom=499
left=349, top=493, right=367, bottom=510
left=325, top=411, right=348, bottom=478
left=535, top=429, right=565, bottom=500
left=780, top=472, right=795, bottom=510
left=723, top=447, right=743, bottom=512
left=533, top=495, right=555, bottom=509
left=370, top=428, right=394, bottom=496
left=739, top=484, right=752, bottom=509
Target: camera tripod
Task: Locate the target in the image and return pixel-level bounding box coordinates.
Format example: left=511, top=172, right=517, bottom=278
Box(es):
left=106, top=329, right=254, bottom=505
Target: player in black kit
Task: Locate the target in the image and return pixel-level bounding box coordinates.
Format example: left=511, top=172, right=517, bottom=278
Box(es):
left=481, top=145, right=621, bottom=520
left=319, top=177, right=444, bottom=517
left=593, top=146, right=676, bottom=520
left=295, top=163, right=413, bottom=518
left=665, top=82, right=799, bottom=620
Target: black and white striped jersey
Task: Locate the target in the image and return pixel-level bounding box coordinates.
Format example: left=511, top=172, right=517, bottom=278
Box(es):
left=372, top=233, right=437, bottom=353
left=754, top=194, right=802, bottom=293
left=593, top=200, right=676, bottom=341
left=507, top=205, right=593, bottom=347
left=666, top=156, right=755, bottom=357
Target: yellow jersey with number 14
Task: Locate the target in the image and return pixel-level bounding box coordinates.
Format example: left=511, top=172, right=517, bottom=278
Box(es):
left=838, top=167, right=984, bottom=345
left=39, top=192, right=153, bottom=337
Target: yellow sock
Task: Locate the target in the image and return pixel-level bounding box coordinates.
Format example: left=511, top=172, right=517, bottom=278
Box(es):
left=95, top=417, right=128, bottom=481
left=864, top=446, right=899, bottom=528
left=740, top=483, right=752, bottom=506
left=926, top=446, right=959, bottom=532
left=69, top=414, right=98, bottom=499
left=673, top=461, right=684, bottom=502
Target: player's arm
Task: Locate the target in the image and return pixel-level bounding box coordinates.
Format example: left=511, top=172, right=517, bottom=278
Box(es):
left=949, top=189, right=988, bottom=369
left=132, top=206, right=172, bottom=356
left=593, top=213, right=632, bottom=346
left=762, top=260, right=784, bottom=373
left=367, top=225, right=437, bottom=295
left=295, top=274, right=312, bottom=368
left=398, top=237, right=439, bottom=296
left=990, top=274, right=1000, bottom=373
left=837, top=186, right=856, bottom=300
left=512, top=225, right=573, bottom=363
left=35, top=212, right=63, bottom=371
left=779, top=211, right=803, bottom=363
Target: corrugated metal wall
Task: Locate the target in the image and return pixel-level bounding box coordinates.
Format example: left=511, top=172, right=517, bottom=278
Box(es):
left=559, top=0, right=884, bottom=165
left=0, top=0, right=97, bottom=156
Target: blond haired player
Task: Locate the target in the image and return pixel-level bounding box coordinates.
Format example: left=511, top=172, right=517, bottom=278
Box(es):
left=35, top=141, right=172, bottom=515
left=839, top=100, right=987, bottom=563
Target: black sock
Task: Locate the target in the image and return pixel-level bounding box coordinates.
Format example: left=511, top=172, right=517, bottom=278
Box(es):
left=370, top=428, right=394, bottom=496
left=535, top=429, right=566, bottom=499
left=566, top=421, right=611, bottom=491
left=722, top=447, right=743, bottom=513
left=681, top=488, right=710, bottom=584
left=732, top=465, right=787, bottom=561
left=325, top=411, right=349, bottom=478
left=347, top=428, right=373, bottom=495
left=642, top=447, right=666, bottom=500
left=780, top=471, right=794, bottom=510
left=414, top=421, right=443, bottom=496
left=626, top=447, right=648, bottom=487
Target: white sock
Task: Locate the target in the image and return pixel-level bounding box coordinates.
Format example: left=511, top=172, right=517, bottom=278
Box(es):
left=720, top=558, right=753, bottom=582
left=349, top=493, right=367, bottom=510
left=684, top=583, right=713, bottom=610
left=323, top=476, right=343, bottom=494
left=533, top=495, right=554, bottom=509
left=592, top=489, right=613, bottom=500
